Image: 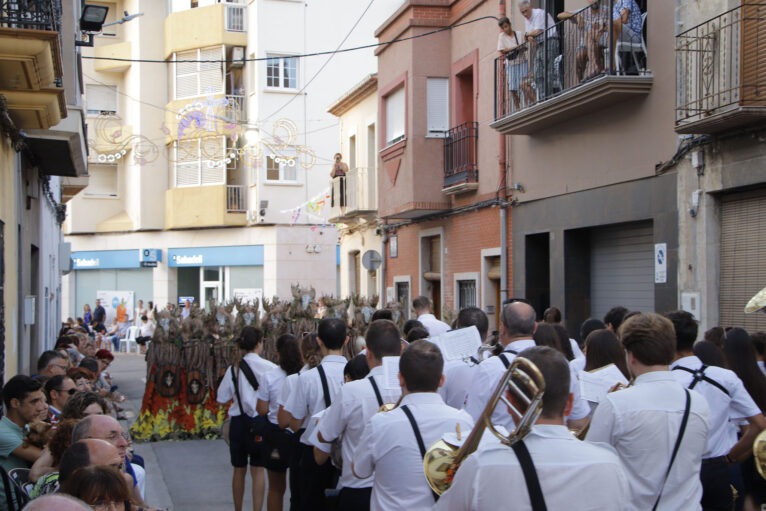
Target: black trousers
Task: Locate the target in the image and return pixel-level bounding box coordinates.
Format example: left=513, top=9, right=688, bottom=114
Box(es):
left=288, top=429, right=304, bottom=511
left=297, top=443, right=338, bottom=511
left=338, top=487, right=371, bottom=511
left=700, top=457, right=733, bottom=511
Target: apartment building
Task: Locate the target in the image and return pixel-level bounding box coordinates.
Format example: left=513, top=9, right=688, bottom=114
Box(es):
left=63, top=0, right=398, bottom=318
left=375, top=0, right=512, bottom=329
left=674, top=2, right=766, bottom=332
left=0, top=0, right=89, bottom=377
left=491, top=0, right=673, bottom=338
left=328, top=74, right=382, bottom=299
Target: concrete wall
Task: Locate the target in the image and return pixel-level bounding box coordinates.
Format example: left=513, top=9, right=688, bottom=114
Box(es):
left=0, top=143, right=20, bottom=379
left=339, top=226, right=382, bottom=299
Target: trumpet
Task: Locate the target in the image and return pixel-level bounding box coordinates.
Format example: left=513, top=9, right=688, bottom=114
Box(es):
left=423, top=356, right=545, bottom=495
left=378, top=395, right=402, bottom=413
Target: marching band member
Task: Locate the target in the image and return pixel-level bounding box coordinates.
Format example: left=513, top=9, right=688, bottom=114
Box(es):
left=465, top=302, right=589, bottom=431
left=439, top=307, right=488, bottom=409
left=666, top=310, right=766, bottom=509
left=283, top=319, right=348, bottom=508
left=316, top=320, right=403, bottom=511
left=586, top=313, right=711, bottom=511
left=352, top=340, right=474, bottom=511
left=436, top=346, right=630, bottom=510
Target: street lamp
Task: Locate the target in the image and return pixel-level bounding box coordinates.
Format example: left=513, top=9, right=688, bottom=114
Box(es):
left=76, top=4, right=109, bottom=47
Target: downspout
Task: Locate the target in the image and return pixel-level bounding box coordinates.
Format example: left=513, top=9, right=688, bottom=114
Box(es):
left=499, top=0, right=509, bottom=305
left=381, top=224, right=387, bottom=306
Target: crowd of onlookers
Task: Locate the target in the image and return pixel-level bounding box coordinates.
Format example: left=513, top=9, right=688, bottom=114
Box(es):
left=67, top=299, right=155, bottom=353
left=0, top=322, right=168, bottom=511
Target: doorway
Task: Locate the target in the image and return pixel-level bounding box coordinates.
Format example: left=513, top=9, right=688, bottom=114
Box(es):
left=200, top=266, right=223, bottom=312
left=525, top=233, right=550, bottom=320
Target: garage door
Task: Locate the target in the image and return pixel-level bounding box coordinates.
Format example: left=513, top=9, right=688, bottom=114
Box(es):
left=74, top=268, right=153, bottom=320
left=720, top=190, right=766, bottom=331
left=590, top=221, right=655, bottom=321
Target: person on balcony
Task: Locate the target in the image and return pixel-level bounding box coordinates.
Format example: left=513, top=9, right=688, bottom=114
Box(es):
left=558, top=0, right=610, bottom=82
left=497, top=17, right=530, bottom=111
left=330, top=153, right=348, bottom=209
left=612, top=0, right=643, bottom=48
left=519, top=0, right=559, bottom=102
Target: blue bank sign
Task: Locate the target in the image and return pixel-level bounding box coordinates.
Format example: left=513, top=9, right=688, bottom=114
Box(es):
left=71, top=250, right=142, bottom=270
left=168, top=245, right=264, bottom=267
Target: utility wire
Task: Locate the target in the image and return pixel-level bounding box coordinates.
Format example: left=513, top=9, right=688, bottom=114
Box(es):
left=81, top=15, right=499, bottom=64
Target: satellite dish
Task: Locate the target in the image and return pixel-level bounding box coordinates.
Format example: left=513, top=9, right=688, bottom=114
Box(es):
left=362, top=250, right=382, bottom=271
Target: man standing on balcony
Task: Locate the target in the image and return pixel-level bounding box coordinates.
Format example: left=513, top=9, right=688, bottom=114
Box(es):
left=330, top=153, right=348, bottom=209
left=520, top=0, right=559, bottom=101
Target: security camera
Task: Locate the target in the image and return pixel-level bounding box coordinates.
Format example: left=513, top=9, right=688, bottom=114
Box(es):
left=258, top=217, right=266, bottom=223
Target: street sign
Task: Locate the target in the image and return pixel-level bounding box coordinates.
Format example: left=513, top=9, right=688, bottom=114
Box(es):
left=654, top=243, right=667, bottom=284
left=362, top=250, right=382, bottom=271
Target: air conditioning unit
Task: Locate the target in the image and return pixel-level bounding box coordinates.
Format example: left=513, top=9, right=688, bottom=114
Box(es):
left=230, top=47, right=245, bottom=68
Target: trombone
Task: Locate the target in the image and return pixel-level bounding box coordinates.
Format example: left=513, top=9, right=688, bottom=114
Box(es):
left=423, top=356, right=546, bottom=495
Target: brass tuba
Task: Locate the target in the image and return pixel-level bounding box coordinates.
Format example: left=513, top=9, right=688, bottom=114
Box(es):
left=423, top=356, right=545, bottom=495
left=753, top=429, right=766, bottom=479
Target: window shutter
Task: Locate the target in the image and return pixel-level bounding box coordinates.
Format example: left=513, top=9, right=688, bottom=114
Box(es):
left=175, top=50, right=198, bottom=99
left=200, top=136, right=225, bottom=184
left=84, top=165, right=118, bottom=196
left=85, top=84, right=117, bottom=114
left=175, top=139, right=200, bottom=187
left=199, top=47, right=223, bottom=95
left=385, top=86, right=405, bottom=144
left=427, top=78, right=449, bottom=134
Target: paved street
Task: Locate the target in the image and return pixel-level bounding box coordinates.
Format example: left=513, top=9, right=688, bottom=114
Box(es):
left=112, top=353, right=288, bottom=511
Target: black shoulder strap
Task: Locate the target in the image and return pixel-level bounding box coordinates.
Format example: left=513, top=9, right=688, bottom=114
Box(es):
left=231, top=366, right=247, bottom=418
left=672, top=365, right=730, bottom=396
left=652, top=388, right=691, bottom=511
left=401, top=405, right=439, bottom=502
left=369, top=376, right=383, bottom=407
left=499, top=354, right=511, bottom=369
left=317, top=365, right=331, bottom=408
left=510, top=440, right=547, bottom=511
left=238, top=359, right=260, bottom=392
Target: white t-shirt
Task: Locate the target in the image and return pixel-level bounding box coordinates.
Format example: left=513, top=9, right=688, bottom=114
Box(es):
left=216, top=352, right=277, bottom=417
left=256, top=366, right=288, bottom=425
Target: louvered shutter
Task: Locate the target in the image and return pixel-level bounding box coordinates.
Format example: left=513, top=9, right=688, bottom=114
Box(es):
left=427, top=78, right=449, bottom=134
left=200, top=136, right=225, bottom=184
left=175, top=51, right=198, bottom=99
left=199, top=47, right=223, bottom=95
left=385, top=87, right=405, bottom=145
left=175, top=139, right=200, bottom=186
left=720, top=190, right=766, bottom=330
left=85, top=84, right=117, bottom=115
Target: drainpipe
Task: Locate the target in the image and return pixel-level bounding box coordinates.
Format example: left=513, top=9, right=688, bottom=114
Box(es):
left=499, top=0, right=509, bottom=304
left=381, top=227, right=387, bottom=306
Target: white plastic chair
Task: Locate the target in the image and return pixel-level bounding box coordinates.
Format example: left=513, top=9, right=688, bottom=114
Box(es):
left=120, top=326, right=139, bottom=353
left=615, top=11, right=648, bottom=74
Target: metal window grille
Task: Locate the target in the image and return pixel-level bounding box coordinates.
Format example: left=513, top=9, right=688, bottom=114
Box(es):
left=458, top=280, right=477, bottom=309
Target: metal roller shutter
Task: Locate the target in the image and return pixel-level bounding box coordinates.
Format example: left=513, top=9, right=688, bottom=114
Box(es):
left=720, top=190, right=766, bottom=331
left=590, top=221, right=655, bottom=321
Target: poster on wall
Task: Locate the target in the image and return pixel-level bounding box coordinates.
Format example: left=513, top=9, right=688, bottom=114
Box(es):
left=96, top=290, right=134, bottom=325
left=233, top=288, right=263, bottom=306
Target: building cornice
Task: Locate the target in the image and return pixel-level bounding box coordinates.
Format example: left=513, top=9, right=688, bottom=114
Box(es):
left=327, top=74, right=378, bottom=117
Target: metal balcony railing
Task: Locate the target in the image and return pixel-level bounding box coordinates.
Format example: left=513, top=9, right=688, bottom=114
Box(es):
left=0, top=0, right=59, bottom=31
left=225, top=3, right=246, bottom=32
left=226, top=185, right=246, bottom=212
left=225, top=95, right=246, bottom=122
left=443, top=122, right=479, bottom=188
left=676, top=3, right=766, bottom=131
left=494, top=1, right=648, bottom=121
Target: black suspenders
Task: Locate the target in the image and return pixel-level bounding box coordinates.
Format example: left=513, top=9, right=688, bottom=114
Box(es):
left=369, top=376, right=383, bottom=407
left=672, top=365, right=730, bottom=396
left=401, top=405, right=440, bottom=502
left=317, top=365, right=331, bottom=408
left=499, top=349, right=518, bottom=369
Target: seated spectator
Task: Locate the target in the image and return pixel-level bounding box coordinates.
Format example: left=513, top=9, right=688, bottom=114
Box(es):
left=36, top=351, right=69, bottom=378
left=105, top=317, right=121, bottom=352
left=58, top=439, right=123, bottom=489
left=21, top=494, right=90, bottom=511
left=59, top=465, right=167, bottom=511
left=136, top=315, right=154, bottom=354
left=28, top=419, right=78, bottom=496
left=0, top=376, right=48, bottom=472
left=67, top=367, right=96, bottom=392
left=43, top=376, right=77, bottom=424
left=61, top=391, right=109, bottom=420
left=95, top=350, right=116, bottom=390
left=558, top=0, right=610, bottom=80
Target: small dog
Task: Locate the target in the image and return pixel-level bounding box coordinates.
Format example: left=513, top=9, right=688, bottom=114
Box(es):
left=23, top=420, right=52, bottom=449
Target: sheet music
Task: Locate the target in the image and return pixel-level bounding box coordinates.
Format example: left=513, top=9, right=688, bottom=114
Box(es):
left=431, top=326, right=482, bottom=362
left=382, top=356, right=401, bottom=390
left=578, top=363, right=629, bottom=403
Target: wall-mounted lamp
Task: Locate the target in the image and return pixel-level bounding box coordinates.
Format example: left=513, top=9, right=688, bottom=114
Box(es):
left=76, top=4, right=109, bottom=47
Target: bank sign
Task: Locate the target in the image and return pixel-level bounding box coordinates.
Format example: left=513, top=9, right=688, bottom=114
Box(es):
left=168, top=246, right=264, bottom=267
left=72, top=250, right=141, bottom=270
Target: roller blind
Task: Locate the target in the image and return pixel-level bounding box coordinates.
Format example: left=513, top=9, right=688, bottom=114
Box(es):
left=85, top=84, right=117, bottom=115
left=83, top=165, right=117, bottom=197
left=385, top=86, right=405, bottom=145
left=427, top=78, right=449, bottom=134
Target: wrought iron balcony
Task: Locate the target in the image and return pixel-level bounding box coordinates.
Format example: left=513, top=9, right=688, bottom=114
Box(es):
left=443, top=122, right=479, bottom=194
left=0, top=0, right=59, bottom=32
left=675, top=3, right=766, bottom=134
left=226, top=185, right=246, bottom=213
left=491, top=1, right=652, bottom=135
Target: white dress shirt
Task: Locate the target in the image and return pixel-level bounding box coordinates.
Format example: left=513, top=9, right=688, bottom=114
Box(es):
left=417, top=313, right=451, bottom=337
left=284, top=354, right=347, bottom=444
left=353, top=392, right=474, bottom=511
left=256, top=366, right=288, bottom=425
left=524, top=7, right=558, bottom=40
left=570, top=338, right=585, bottom=359
left=277, top=365, right=308, bottom=432
left=317, top=366, right=402, bottom=489
left=216, top=352, right=277, bottom=417
left=759, top=360, right=766, bottom=375
left=570, top=355, right=586, bottom=374
left=671, top=355, right=761, bottom=458
left=439, top=359, right=475, bottom=409
left=436, top=424, right=630, bottom=510
left=586, top=370, right=710, bottom=511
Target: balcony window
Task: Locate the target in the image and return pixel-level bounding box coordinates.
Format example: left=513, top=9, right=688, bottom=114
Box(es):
left=174, top=136, right=227, bottom=187
left=266, top=55, right=298, bottom=89
left=676, top=4, right=766, bottom=134
left=265, top=153, right=298, bottom=183
left=427, top=78, right=449, bottom=136
left=174, top=47, right=224, bottom=99
left=443, top=122, right=479, bottom=193
left=385, top=86, right=405, bottom=145
left=85, top=84, right=117, bottom=116
left=492, top=3, right=652, bottom=134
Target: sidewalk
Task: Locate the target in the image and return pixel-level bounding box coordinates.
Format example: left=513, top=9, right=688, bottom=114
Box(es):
left=111, top=352, right=281, bottom=510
